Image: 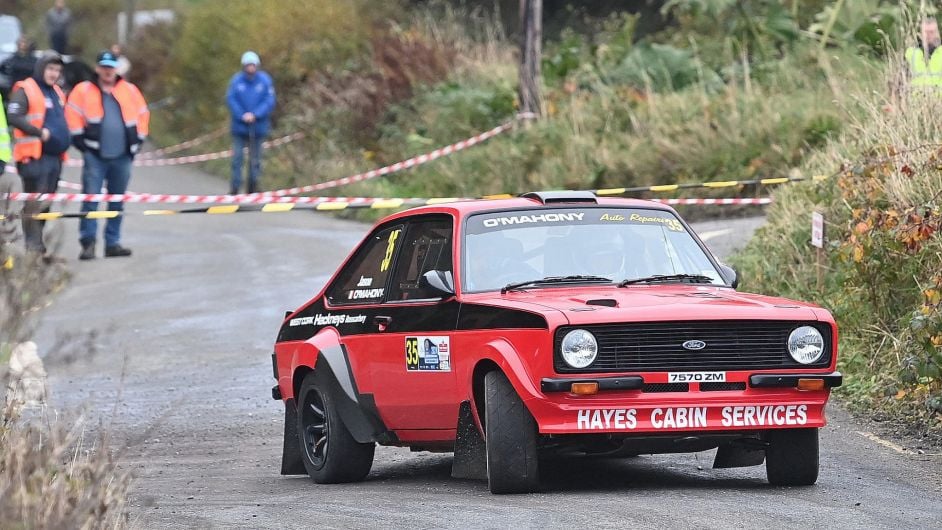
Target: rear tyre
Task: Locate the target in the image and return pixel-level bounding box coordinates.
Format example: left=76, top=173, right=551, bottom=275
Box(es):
left=765, top=428, right=819, bottom=486
left=297, top=373, right=375, bottom=483
left=484, top=371, right=539, bottom=493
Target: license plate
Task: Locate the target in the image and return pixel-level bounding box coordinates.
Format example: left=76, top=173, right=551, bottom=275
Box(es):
left=668, top=371, right=726, bottom=383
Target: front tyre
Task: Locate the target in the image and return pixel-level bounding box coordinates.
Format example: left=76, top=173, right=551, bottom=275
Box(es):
left=484, top=371, right=539, bottom=493
left=765, top=428, right=819, bottom=486
left=297, top=373, right=375, bottom=483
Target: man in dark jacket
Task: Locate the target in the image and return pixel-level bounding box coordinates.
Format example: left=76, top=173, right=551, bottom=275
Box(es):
left=225, top=51, right=276, bottom=194
left=6, top=52, right=70, bottom=262
left=0, top=37, right=37, bottom=99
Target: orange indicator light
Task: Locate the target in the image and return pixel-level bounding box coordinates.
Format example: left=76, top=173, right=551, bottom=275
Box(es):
left=570, top=382, right=599, bottom=395
left=797, top=378, right=826, bottom=391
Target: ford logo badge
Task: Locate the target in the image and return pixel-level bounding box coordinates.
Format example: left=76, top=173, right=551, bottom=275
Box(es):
left=682, top=340, right=706, bottom=351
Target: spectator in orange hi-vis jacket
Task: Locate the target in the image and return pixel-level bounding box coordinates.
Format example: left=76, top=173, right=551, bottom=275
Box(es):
left=6, top=52, right=69, bottom=263
left=65, top=49, right=148, bottom=261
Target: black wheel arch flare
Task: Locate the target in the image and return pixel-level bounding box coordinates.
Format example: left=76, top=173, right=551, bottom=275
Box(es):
left=304, top=345, right=398, bottom=445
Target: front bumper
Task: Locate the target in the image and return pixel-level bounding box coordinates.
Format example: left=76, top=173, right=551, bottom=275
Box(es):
left=541, top=371, right=842, bottom=392
left=529, top=372, right=840, bottom=435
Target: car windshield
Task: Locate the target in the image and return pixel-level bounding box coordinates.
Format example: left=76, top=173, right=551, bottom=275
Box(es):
left=462, top=207, right=724, bottom=292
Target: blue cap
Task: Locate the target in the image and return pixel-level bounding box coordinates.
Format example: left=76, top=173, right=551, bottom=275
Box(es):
left=241, top=51, right=260, bottom=66
left=97, top=50, right=119, bottom=68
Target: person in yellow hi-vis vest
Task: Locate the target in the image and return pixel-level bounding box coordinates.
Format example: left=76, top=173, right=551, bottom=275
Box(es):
left=905, top=17, right=942, bottom=89
left=0, top=92, right=10, bottom=172
left=0, top=90, right=15, bottom=269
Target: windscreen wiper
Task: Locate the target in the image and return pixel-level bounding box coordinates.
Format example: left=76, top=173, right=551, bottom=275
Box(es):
left=618, top=273, right=715, bottom=287
left=502, top=275, right=612, bottom=294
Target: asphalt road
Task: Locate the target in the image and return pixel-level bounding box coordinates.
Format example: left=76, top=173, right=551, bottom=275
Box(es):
left=32, top=162, right=942, bottom=529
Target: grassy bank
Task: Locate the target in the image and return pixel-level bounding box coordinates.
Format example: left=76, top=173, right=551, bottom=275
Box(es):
left=731, top=56, right=942, bottom=440
left=146, top=2, right=875, bottom=205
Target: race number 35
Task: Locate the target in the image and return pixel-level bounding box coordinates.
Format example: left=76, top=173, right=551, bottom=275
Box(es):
left=405, top=336, right=419, bottom=370
left=381, top=229, right=401, bottom=272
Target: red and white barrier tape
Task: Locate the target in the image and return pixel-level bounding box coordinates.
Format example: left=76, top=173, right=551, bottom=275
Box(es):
left=138, top=127, right=228, bottom=159
left=37, top=116, right=519, bottom=193
left=263, top=121, right=517, bottom=197
left=32, top=118, right=506, bottom=198
left=0, top=192, right=455, bottom=205
left=45, top=118, right=489, bottom=193
left=58, top=132, right=305, bottom=168
left=0, top=191, right=772, bottom=206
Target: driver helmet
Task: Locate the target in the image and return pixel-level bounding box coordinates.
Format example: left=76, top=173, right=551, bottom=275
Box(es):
left=576, top=231, right=626, bottom=278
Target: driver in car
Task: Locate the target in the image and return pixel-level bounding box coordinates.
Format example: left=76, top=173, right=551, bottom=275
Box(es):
left=465, top=234, right=538, bottom=291
left=571, top=230, right=627, bottom=280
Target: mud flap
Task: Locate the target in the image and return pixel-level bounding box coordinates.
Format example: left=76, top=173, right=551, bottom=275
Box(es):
left=713, top=442, right=766, bottom=469
left=280, top=398, right=307, bottom=475
left=451, top=400, right=487, bottom=480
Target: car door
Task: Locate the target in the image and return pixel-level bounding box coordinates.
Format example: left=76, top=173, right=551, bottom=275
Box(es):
left=321, top=222, right=405, bottom=426
left=365, top=214, right=460, bottom=431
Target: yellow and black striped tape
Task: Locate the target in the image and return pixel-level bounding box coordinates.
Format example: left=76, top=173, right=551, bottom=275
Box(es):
left=0, top=198, right=464, bottom=221
left=0, top=174, right=833, bottom=221
left=592, top=175, right=827, bottom=196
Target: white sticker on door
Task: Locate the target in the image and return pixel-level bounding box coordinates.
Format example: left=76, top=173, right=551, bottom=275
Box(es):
left=405, top=336, right=451, bottom=372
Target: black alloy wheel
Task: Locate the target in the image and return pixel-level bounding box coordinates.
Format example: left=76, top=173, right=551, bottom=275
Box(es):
left=301, top=388, right=329, bottom=470
left=296, top=372, right=375, bottom=483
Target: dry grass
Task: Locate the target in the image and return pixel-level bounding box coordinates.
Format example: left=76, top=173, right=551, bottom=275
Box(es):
left=1, top=263, right=131, bottom=529
left=410, top=1, right=516, bottom=83
left=0, top=408, right=131, bottom=529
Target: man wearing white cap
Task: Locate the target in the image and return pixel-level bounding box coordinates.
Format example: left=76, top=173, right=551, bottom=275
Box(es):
left=225, top=51, right=276, bottom=194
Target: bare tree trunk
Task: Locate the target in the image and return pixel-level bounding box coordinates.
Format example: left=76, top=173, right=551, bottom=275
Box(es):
left=518, top=0, right=542, bottom=118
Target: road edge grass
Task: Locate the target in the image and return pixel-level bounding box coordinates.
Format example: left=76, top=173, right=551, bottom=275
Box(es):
left=1, top=260, right=132, bottom=528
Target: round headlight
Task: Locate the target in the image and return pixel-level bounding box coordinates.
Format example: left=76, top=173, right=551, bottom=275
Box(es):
left=788, top=326, right=825, bottom=364
left=561, top=329, right=598, bottom=369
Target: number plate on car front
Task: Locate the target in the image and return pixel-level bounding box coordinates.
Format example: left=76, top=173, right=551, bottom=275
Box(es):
left=667, top=372, right=726, bottom=383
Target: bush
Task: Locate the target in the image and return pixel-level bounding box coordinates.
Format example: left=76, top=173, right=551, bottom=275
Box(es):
left=350, top=38, right=866, bottom=210
left=160, top=0, right=391, bottom=140
left=604, top=42, right=722, bottom=92
left=730, top=55, right=942, bottom=438
left=808, top=0, right=903, bottom=55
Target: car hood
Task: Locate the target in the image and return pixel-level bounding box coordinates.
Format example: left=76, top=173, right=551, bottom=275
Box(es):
left=463, top=284, right=822, bottom=325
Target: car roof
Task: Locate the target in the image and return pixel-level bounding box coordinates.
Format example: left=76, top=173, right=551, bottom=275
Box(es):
left=378, top=195, right=680, bottom=224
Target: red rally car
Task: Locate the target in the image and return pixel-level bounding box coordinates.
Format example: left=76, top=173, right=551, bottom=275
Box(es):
left=271, top=191, right=841, bottom=493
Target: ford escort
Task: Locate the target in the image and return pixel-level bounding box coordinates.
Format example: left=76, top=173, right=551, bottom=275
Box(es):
left=271, top=191, right=841, bottom=493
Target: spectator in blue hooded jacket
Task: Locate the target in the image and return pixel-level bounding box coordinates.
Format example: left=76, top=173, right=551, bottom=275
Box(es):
left=226, top=51, right=275, bottom=194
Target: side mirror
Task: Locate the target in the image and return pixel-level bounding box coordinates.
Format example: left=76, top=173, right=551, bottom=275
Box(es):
left=421, top=270, right=455, bottom=296
left=719, top=264, right=739, bottom=289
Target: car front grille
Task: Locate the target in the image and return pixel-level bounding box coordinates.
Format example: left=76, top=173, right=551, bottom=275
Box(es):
left=554, top=320, right=831, bottom=373
left=642, top=383, right=689, bottom=393
left=700, top=382, right=747, bottom=392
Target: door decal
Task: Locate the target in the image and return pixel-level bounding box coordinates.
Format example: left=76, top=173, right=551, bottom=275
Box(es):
left=405, top=336, right=451, bottom=372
